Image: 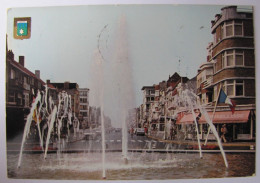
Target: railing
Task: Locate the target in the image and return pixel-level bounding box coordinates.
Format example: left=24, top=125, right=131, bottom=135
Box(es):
left=203, top=76, right=213, bottom=88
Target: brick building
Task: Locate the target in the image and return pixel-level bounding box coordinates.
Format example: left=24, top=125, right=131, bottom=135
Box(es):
left=195, top=6, right=255, bottom=141
left=6, top=47, right=45, bottom=138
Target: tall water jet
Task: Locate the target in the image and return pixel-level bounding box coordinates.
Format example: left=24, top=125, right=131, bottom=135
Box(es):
left=112, top=15, right=136, bottom=162
left=17, top=90, right=42, bottom=168
left=44, top=106, right=57, bottom=159
left=172, top=84, right=228, bottom=167
left=90, top=49, right=106, bottom=179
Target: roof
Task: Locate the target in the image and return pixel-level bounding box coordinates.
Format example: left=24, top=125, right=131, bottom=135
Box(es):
left=51, top=82, right=78, bottom=90
left=141, top=86, right=155, bottom=90
left=47, top=83, right=56, bottom=89
left=9, top=58, right=45, bottom=85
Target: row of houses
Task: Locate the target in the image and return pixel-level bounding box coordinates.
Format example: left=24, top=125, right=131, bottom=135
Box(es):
left=5, top=38, right=109, bottom=138
left=135, top=6, right=256, bottom=141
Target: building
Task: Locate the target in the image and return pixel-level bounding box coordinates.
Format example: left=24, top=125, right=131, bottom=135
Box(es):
left=141, top=86, right=155, bottom=128
left=79, top=88, right=89, bottom=129
left=140, top=73, right=190, bottom=139
left=194, top=6, right=255, bottom=141
left=88, top=106, right=100, bottom=129
left=6, top=48, right=45, bottom=138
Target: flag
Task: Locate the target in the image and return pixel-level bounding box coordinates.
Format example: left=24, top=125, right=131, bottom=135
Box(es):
left=218, top=89, right=236, bottom=114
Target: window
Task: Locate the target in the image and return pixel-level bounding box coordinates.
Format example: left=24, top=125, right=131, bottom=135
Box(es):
left=234, top=20, right=243, bottom=36
left=222, top=20, right=243, bottom=38
left=226, top=80, right=234, bottom=96
left=235, top=80, right=244, bottom=96
left=226, top=21, right=233, bottom=37
left=222, top=50, right=244, bottom=67
left=24, top=93, right=29, bottom=107
left=8, top=91, right=15, bottom=103
left=38, top=81, right=41, bottom=89
left=80, top=105, right=88, bottom=110
left=10, top=69, right=15, bottom=79
left=235, top=50, right=244, bottom=66
left=31, top=78, right=34, bottom=85
left=226, top=50, right=234, bottom=66
left=17, top=93, right=22, bottom=105
left=223, top=80, right=244, bottom=97
left=24, top=76, right=27, bottom=83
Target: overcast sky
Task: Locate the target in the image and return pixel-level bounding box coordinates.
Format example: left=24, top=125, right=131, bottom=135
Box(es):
left=6, top=4, right=252, bottom=126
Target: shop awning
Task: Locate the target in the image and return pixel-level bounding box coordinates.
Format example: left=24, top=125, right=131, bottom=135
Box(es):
left=176, top=110, right=250, bottom=125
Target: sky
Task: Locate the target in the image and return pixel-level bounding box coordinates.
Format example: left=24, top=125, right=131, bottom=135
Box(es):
left=6, top=4, right=252, bottom=127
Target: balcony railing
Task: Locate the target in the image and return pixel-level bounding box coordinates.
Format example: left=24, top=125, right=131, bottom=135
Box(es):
left=203, top=76, right=213, bottom=88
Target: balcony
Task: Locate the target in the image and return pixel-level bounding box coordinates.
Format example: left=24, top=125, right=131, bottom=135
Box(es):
left=203, top=76, right=213, bottom=88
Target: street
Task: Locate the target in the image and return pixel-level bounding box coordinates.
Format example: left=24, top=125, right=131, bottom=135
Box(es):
left=67, top=130, right=165, bottom=152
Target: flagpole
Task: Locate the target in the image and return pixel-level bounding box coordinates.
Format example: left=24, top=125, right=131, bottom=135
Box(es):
left=204, top=82, right=222, bottom=146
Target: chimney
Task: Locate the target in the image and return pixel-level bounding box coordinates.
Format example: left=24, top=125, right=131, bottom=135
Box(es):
left=215, top=14, right=221, bottom=21
left=46, top=80, right=50, bottom=84
left=35, top=70, right=40, bottom=79
left=19, top=56, right=24, bottom=66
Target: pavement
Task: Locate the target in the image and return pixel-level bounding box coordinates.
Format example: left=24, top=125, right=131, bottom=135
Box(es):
left=147, top=135, right=256, bottom=151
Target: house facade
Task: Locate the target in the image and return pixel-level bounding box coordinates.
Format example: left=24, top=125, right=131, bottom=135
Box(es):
left=6, top=50, right=45, bottom=138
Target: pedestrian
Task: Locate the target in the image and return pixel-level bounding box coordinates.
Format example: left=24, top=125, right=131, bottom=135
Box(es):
left=144, top=126, right=148, bottom=135
left=221, top=124, right=227, bottom=143
left=170, top=126, right=174, bottom=140
left=130, top=127, right=134, bottom=138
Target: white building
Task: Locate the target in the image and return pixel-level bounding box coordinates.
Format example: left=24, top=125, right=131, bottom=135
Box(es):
left=79, top=88, right=89, bottom=129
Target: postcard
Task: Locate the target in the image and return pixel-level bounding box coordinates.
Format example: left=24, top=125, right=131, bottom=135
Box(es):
left=3, top=1, right=257, bottom=182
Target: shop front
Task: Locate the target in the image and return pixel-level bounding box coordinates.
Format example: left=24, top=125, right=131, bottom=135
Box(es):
left=176, top=110, right=255, bottom=141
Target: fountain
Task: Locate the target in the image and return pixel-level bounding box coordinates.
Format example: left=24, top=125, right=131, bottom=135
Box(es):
left=17, top=86, right=73, bottom=168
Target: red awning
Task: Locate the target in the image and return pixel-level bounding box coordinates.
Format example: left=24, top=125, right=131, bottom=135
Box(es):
left=176, top=110, right=250, bottom=124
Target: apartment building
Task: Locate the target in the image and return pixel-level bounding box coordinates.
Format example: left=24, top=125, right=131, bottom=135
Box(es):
left=195, top=6, right=255, bottom=141
left=79, top=88, right=89, bottom=129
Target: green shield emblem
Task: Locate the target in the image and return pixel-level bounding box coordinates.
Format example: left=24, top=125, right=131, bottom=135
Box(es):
left=17, top=21, right=28, bottom=36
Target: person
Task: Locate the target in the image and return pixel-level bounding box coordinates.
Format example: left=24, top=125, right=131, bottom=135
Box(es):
left=221, top=124, right=228, bottom=143
left=144, top=126, right=148, bottom=135
left=130, top=127, right=134, bottom=138
left=170, top=126, right=174, bottom=140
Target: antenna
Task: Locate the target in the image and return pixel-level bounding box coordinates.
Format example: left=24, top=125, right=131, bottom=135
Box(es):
left=178, top=59, right=181, bottom=74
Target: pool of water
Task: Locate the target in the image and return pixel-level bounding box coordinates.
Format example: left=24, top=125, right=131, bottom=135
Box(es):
left=7, top=152, right=255, bottom=180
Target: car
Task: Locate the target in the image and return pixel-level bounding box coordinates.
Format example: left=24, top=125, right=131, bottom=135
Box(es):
left=83, top=132, right=96, bottom=140
left=136, top=128, right=145, bottom=136
left=115, top=128, right=122, bottom=132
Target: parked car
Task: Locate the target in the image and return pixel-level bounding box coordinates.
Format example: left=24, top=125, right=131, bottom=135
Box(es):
left=83, top=132, right=96, bottom=140
left=136, top=128, right=145, bottom=136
